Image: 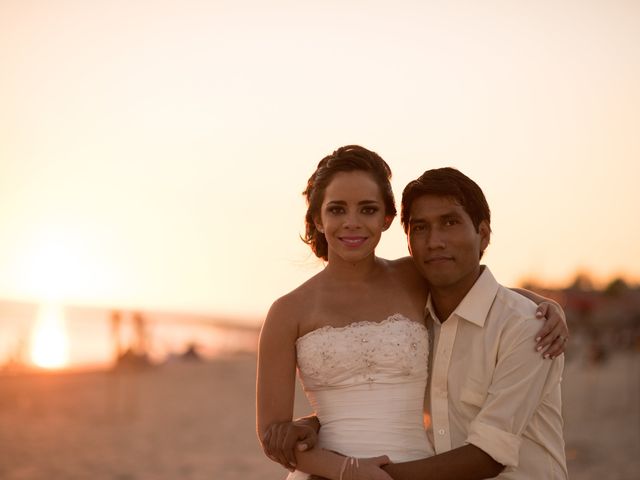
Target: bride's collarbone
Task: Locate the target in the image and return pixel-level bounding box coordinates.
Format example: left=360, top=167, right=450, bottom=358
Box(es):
left=298, top=283, right=423, bottom=330
left=320, top=291, right=420, bottom=317
left=317, top=280, right=410, bottom=303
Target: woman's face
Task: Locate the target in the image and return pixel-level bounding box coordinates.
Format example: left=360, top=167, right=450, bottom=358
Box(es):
left=316, top=170, right=392, bottom=265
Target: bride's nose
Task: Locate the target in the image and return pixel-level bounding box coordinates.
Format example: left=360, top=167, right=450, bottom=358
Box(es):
left=342, top=212, right=361, bottom=229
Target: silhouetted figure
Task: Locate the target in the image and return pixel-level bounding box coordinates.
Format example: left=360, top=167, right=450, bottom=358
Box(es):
left=114, top=348, right=151, bottom=371
left=180, top=342, right=203, bottom=361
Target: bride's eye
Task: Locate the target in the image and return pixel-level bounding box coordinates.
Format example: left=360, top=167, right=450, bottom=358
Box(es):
left=361, top=206, right=379, bottom=215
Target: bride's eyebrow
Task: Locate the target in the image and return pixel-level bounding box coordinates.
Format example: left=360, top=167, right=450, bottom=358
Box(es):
left=325, top=200, right=380, bottom=206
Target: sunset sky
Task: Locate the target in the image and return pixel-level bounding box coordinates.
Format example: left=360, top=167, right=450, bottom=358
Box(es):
left=1, top=0, right=639, bottom=321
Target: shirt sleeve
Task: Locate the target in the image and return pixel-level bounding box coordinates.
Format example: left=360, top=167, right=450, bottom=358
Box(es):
left=465, top=314, right=563, bottom=468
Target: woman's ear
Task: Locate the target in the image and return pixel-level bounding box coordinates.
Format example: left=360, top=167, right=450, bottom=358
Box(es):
left=314, top=218, right=324, bottom=234
left=382, top=215, right=394, bottom=232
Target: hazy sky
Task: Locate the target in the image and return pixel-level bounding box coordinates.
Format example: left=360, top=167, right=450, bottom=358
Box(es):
left=1, top=0, right=639, bottom=320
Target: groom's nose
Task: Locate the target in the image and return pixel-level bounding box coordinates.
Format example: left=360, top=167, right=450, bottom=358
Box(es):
left=426, top=227, right=446, bottom=249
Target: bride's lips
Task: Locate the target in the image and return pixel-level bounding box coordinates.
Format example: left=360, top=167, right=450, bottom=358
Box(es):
left=339, top=236, right=368, bottom=247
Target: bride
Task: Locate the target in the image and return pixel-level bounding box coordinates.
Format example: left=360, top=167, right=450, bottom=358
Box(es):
left=256, top=146, right=566, bottom=480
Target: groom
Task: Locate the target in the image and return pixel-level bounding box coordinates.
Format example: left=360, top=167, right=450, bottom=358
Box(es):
left=376, top=167, right=567, bottom=479
left=267, top=168, right=567, bottom=479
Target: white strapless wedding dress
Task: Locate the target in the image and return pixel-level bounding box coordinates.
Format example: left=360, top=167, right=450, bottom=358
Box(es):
left=286, top=314, right=435, bottom=480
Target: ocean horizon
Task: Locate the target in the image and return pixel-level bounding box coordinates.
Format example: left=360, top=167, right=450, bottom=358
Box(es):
left=0, top=299, right=261, bottom=374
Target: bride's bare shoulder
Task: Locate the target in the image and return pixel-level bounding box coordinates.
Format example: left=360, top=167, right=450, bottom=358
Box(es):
left=264, top=273, right=323, bottom=328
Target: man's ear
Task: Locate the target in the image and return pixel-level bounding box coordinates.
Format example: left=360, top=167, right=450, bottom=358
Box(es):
left=382, top=215, right=394, bottom=232
left=479, top=220, right=491, bottom=252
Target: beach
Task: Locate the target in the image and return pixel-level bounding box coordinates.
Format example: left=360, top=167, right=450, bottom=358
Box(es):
left=0, top=351, right=638, bottom=479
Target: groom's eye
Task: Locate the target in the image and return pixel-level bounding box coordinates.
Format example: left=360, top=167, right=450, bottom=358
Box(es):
left=443, top=216, right=460, bottom=227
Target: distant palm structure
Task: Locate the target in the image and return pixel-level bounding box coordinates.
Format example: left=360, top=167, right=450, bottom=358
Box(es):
left=132, top=311, right=149, bottom=356
left=110, top=310, right=123, bottom=359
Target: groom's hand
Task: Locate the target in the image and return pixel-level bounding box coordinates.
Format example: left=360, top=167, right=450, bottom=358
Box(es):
left=262, top=418, right=319, bottom=471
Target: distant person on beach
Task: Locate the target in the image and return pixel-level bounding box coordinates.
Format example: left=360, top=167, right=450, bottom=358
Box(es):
left=256, top=146, right=568, bottom=480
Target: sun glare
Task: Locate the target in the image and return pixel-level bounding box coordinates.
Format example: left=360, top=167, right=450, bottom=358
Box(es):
left=30, top=303, right=69, bottom=369
left=23, top=231, right=92, bottom=301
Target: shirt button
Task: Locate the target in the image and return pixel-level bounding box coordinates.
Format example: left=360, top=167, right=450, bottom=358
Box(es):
left=438, top=429, right=446, bottom=435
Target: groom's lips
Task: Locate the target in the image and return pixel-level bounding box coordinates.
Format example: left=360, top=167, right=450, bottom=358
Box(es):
left=339, top=236, right=367, bottom=247
left=425, top=255, right=454, bottom=264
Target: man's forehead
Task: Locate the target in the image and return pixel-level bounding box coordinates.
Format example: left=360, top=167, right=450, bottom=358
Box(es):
left=409, top=194, right=464, bottom=217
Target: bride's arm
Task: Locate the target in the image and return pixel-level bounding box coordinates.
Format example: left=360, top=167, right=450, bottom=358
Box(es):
left=257, top=299, right=387, bottom=479
left=256, top=297, right=298, bottom=467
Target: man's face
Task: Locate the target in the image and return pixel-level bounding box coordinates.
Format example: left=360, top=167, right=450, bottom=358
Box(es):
left=407, top=194, right=490, bottom=295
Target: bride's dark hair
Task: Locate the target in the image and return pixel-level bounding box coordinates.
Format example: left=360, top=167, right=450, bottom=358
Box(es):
left=302, top=145, right=397, bottom=260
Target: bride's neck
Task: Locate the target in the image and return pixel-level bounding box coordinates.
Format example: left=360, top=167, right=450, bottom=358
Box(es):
left=323, top=254, right=383, bottom=282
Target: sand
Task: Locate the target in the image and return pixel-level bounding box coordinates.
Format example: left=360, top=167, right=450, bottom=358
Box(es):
left=0, top=351, right=638, bottom=479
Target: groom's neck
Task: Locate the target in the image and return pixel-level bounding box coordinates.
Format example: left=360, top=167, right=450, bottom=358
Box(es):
left=430, top=265, right=484, bottom=322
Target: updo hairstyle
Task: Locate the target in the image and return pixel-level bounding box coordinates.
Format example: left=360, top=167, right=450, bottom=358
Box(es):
left=302, top=145, right=397, bottom=260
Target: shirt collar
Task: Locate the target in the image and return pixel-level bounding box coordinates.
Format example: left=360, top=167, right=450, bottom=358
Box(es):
left=426, top=266, right=500, bottom=327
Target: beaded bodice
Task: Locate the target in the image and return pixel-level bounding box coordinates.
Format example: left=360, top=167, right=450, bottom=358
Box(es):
left=296, top=313, right=428, bottom=389
left=292, top=314, right=434, bottom=465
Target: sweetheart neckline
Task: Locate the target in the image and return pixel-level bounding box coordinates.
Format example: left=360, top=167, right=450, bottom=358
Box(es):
left=296, top=313, right=427, bottom=345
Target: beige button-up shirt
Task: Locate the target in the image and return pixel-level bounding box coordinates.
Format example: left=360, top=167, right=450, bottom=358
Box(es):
left=426, top=267, right=567, bottom=479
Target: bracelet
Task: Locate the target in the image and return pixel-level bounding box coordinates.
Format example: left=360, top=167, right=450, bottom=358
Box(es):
left=346, top=457, right=359, bottom=480
left=339, top=456, right=350, bottom=480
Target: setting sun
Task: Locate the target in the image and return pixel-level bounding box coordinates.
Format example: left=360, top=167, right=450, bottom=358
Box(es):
left=30, top=303, right=69, bottom=369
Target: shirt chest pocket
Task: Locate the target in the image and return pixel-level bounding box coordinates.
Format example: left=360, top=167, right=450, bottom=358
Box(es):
left=460, top=385, right=487, bottom=408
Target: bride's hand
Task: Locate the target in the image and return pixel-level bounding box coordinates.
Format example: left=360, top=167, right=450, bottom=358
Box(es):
left=535, top=301, right=569, bottom=359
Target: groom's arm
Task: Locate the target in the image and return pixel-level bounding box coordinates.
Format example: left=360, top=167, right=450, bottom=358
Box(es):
left=383, top=308, right=564, bottom=480
left=383, top=444, right=503, bottom=480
